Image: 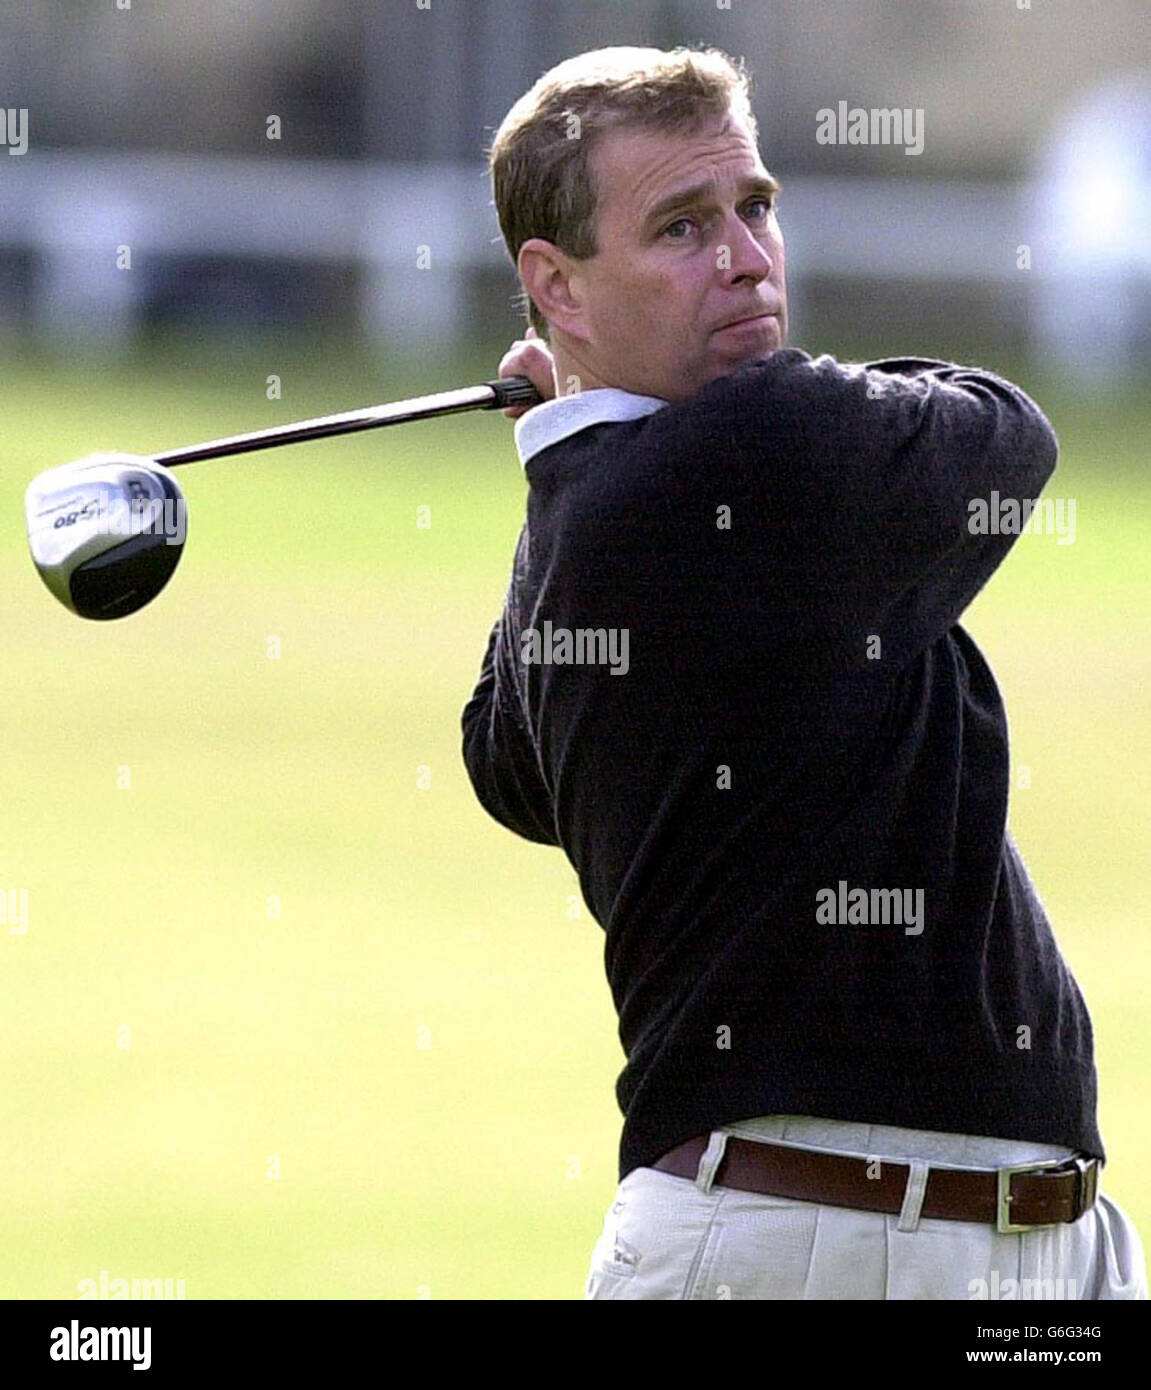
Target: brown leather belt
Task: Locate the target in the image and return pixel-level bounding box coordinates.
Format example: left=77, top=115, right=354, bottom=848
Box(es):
left=653, top=1134, right=1101, bottom=1233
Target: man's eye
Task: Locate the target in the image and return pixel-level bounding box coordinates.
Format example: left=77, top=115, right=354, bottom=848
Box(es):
left=745, top=196, right=775, bottom=219
left=662, top=218, right=694, bottom=239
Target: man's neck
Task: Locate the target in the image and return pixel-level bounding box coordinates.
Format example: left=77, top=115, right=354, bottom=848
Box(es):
left=550, top=344, right=612, bottom=398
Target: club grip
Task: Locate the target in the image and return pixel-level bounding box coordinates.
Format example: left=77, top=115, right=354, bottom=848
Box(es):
left=484, top=376, right=544, bottom=410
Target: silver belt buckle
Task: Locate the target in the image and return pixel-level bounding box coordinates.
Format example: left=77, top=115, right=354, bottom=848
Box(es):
left=996, top=1155, right=1081, bottom=1234
left=1071, top=1154, right=1101, bottom=1219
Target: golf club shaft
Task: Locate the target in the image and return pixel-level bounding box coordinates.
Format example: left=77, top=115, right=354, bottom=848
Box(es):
left=152, top=376, right=542, bottom=468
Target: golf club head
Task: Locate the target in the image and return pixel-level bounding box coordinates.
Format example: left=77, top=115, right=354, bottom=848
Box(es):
left=25, top=453, right=187, bottom=620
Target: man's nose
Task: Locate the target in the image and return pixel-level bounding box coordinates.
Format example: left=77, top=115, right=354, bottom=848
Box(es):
left=719, top=215, right=776, bottom=283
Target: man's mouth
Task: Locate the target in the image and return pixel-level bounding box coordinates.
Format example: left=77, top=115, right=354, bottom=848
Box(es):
left=713, top=312, right=778, bottom=333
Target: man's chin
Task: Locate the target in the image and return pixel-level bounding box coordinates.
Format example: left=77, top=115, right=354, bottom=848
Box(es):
left=711, top=335, right=784, bottom=375
left=713, top=318, right=783, bottom=363
left=660, top=330, right=787, bottom=400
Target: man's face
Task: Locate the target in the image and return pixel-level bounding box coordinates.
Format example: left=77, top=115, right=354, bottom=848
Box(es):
left=566, top=107, right=787, bottom=402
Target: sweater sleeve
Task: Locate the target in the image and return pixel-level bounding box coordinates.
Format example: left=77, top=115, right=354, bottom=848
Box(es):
left=460, top=615, right=560, bottom=847
left=681, top=350, right=1060, bottom=665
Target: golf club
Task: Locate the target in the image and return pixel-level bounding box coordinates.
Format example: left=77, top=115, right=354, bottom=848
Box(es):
left=25, top=375, right=542, bottom=621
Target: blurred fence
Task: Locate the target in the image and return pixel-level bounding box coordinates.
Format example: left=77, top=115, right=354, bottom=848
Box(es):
left=0, top=152, right=1081, bottom=361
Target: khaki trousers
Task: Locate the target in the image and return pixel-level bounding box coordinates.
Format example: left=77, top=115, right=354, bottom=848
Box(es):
left=585, top=1115, right=1147, bottom=1300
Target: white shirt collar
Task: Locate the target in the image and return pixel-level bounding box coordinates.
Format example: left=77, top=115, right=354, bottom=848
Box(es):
left=513, top=387, right=668, bottom=467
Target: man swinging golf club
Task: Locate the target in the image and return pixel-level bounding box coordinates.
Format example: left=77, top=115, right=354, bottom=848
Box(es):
left=462, top=45, right=1147, bottom=1301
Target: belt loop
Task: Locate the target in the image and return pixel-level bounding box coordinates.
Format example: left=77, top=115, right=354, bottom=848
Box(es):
left=695, top=1130, right=729, bottom=1194
left=897, top=1159, right=930, bottom=1232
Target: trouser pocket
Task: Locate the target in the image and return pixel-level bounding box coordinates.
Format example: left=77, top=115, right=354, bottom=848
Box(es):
left=583, top=1168, right=726, bottom=1300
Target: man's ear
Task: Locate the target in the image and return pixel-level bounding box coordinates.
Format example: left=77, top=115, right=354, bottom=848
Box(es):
left=518, top=238, right=588, bottom=342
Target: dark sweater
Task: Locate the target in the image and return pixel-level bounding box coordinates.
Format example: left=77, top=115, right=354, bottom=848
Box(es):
left=461, top=349, right=1102, bottom=1182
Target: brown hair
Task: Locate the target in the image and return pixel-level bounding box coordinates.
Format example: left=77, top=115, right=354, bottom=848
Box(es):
left=487, top=46, right=757, bottom=335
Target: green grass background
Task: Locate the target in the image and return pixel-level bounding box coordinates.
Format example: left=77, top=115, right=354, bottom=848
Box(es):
left=1, top=340, right=1147, bottom=1299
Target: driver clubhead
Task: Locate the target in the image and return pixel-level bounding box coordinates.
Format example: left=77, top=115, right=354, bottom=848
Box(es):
left=25, top=453, right=187, bottom=620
